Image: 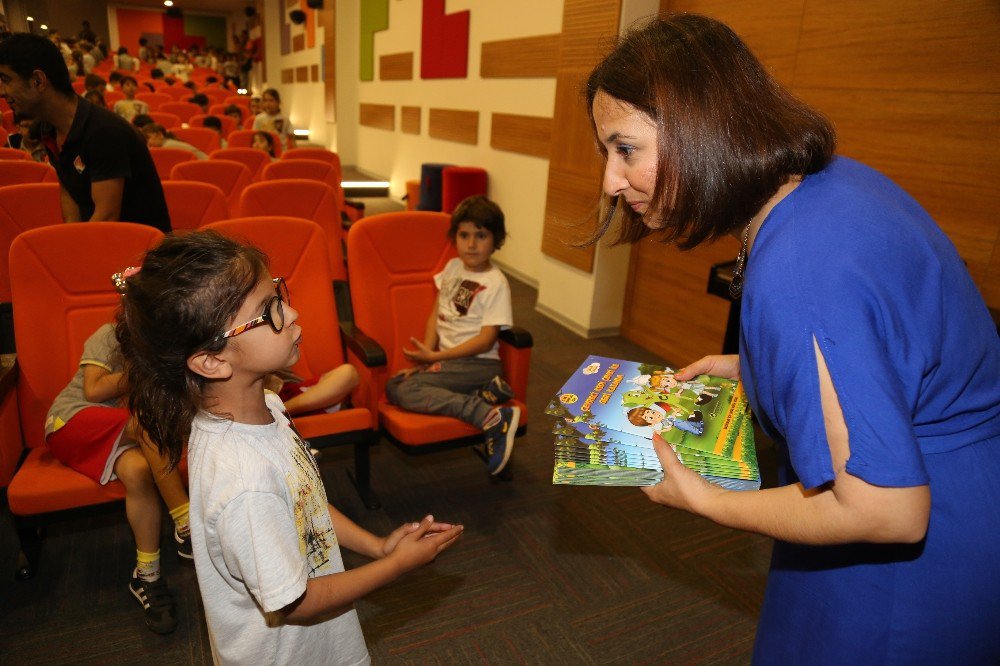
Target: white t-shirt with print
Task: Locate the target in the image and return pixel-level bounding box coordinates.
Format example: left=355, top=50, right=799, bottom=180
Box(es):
left=433, top=257, right=513, bottom=360
left=187, top=392, right=370, bottom=666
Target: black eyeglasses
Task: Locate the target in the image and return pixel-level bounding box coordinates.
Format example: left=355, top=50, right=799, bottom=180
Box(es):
left=214, top=278, right=290, bottom=341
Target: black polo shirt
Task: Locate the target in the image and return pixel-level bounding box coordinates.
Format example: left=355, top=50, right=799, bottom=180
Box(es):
left=43, top=98, right=171, bottom=232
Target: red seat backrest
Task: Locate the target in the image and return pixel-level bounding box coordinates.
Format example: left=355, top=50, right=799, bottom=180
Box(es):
left=203, top=216, right=346, bottom=380
left=347, top=212, right=456, bottom=375
left=161, top=181, right=229, bottom=231
left=9, top=223, right=164, bottom=449
left=171, top=159, right=252, bottom=217
left=170, top=127, right=221, bottom=153
left=261, top=159, right=343, bottom=211
left=209, top=147, right=271, bottom=180
left=1, top=111, right=14, bottom=133
left=158, top=102, right=201, bottom=124
left=224, top=95, right=251, bottom=108
left=104, top=90, right=125, bottom=107
left=281, top=148, right=342, bottom=171
left=149, top=147, right=196, bottom=181
left=148, top=112, right=182, bottom=129
left=0, top=161, right=57, bottom=187
left=160, top=86, right=190, bottom=101
left=0, top=147, right=28, bottom=161
left=238, top=180, right=345, bottom=281
left=135, top=92, right=172, bottom=111
left=228, top=130, right=282, bottom=158
left=190, top=113, right=237, bottom=138
left=203, top=89, right=230, bottom=105
left=0, top=182, right=63, bottom=301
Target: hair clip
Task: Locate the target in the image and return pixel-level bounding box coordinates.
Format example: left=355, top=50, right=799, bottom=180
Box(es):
left=111, top=265, right=141, bottom=294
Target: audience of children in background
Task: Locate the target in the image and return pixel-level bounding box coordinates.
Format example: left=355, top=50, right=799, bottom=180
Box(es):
left=141, top=123, right=207, bottom=159
left=83, top=89, right=105, bottom=107
left=251, top=131, right=276, bottom=159
left=223, top=104, right=244, bottom=127
left=188, top=93, right=209, bottom=114
left=112, top=76, right=149, bottom=123
left=385, top=196, right=519, bottom=476
left=253, top=88, right=295, bottom=151
left=9, top=116, right=48, bottom=162
left=45, top=321, right=191, bottom=635
left=116, top=231, right=462, bottom=664
left=115, top=46, right=138, bottom=72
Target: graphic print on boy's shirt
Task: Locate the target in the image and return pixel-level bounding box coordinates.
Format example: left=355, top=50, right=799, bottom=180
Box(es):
left=440, top=278, right=487, bottom=318
left=283, top=415, right=337, bottom=577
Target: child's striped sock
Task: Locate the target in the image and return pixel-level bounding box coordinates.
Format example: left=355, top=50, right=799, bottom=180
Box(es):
left=136, top=549, right=161, bottom=582
left=169, top=502, right=190, bottom=538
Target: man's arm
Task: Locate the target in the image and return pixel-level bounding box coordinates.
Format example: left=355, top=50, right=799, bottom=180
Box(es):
left=89, top=178, right=124, bottom=221
left=60, top=185, right=82, bottom=222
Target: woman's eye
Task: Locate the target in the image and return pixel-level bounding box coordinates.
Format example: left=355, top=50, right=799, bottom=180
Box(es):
left=616, top=144, right=635, bottom=159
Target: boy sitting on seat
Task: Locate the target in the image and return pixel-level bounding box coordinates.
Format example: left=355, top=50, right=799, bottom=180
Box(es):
left=385, top=196, right=519, bottom=475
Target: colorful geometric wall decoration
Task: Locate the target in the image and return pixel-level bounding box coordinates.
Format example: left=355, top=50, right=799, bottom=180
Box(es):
left=360, top=0, right=390, bottom=82
left=420, top=0, right=469, bottom=79
left=115, top=8, right=227, bottom=52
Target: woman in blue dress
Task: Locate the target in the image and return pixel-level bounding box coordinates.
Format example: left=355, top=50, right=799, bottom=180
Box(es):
left=584, top=14, right=1000, bottom=664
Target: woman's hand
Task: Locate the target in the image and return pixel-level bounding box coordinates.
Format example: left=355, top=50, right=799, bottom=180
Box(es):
left=402, top=337, right=439, bottom=364
left=674, top=354, right=740, bottom=381
left=380, top=515, right=459, bottom=558
left=641, top=433, right=720, bottom=513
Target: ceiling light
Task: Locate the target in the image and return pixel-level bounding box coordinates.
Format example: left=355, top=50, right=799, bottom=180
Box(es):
left=40, top=24, right=48, bottom=30
left=164, top=1, right=174, bottom=6
left=26, top=16, right=34, bottom=21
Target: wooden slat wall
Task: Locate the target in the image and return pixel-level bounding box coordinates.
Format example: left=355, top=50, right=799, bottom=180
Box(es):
left=480, top=34, right=561, bottom=78
left=359, top=103, right=395, bottom=131
left=380, top=52, right=414, bottom=80
left=295, top=65, right=309, bottom=82
left=292, top=33, right=305, bottom=52
left=318, top=3, right=336, bottom=124
left=428, top=108, right=479, bottom=145
left=281, top=68, right=294, bottom=84
left=490, top=113, right=552, bottom=158
left=540, top=0, right=623, bottom=272
left=401, top=106, right=421, bottom=135
left=621, top=0, right=1000, bottom=365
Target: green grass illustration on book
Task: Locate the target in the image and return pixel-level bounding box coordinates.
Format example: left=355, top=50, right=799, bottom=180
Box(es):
left=547, top=355, right=760, bottom=489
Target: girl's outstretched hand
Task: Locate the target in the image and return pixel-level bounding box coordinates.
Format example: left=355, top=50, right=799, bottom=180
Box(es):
left=381, top=515, right=458, bottom=557
left=385, top=515, right=463, bottom=573
left=641, top=433, right=718, bottom=513
left=674, top=354, right=741, bottom=381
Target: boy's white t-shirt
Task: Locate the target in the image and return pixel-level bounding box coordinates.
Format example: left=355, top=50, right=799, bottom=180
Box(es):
left=253, top=112, right=295, bottom=148
left=188, top=392, right=370, bottom=666
left=433, top=257, right=513, bottom=360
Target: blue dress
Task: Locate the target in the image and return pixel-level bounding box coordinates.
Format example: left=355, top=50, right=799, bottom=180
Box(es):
left=740, top=157, right=1000, bottom=664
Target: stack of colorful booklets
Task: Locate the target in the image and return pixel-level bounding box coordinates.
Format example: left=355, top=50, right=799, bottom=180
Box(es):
left=546, top=355, right=760, bottom=490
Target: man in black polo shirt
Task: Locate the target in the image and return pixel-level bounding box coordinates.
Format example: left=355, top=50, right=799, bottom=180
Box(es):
left=0, top=33, right=170, bottom=231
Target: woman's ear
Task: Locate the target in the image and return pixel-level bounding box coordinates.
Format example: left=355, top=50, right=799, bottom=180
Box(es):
left=187, top=350, right=232, bottom=380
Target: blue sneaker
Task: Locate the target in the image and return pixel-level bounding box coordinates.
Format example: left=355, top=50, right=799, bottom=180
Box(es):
left=483, top=406, right=519, bottom=475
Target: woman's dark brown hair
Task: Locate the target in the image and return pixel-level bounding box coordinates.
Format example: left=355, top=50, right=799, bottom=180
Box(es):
left=115, top=231, right=268, bottom=469
left=586, top=14, right=835, bottom=249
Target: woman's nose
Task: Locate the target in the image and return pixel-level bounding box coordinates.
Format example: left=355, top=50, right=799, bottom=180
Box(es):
left=603, top=161, right=627, bottom=197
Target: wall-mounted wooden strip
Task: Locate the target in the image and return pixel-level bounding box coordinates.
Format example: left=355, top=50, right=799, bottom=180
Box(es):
left=292, top=33, right=305, bottom=52
left=359, top=103, right=395, bottom=131
left=480, top=34, right=560, bottom=78
left=318, top=3, right=336, bottom=124
left=380, top=52, right=414, bottom=80
left=401, top=106, right=421, bottom=135
left=428, top=108, right=478, bottom=145
left=490, top=113, right=552, bottom=158
left=541, top=168, right=604, bottom=271
left=281, top=68, right=294, bottom=84
left=295, top=66, right=309, bottom=82
left=310, top=64, right=319, bottom=82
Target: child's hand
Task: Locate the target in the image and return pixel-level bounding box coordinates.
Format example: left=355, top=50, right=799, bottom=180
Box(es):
left=385, top=515, right=463, bottom=573
left=392, top=366, right=421, bottom=379
left=380, top=514, right=458, bottom=557
left=402, top=338, right=439, bottom=364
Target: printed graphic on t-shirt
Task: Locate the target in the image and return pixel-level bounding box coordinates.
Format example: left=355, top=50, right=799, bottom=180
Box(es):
left=441, top=277, right=486, bottom=317
left=284, top=425, right=337, bottom=577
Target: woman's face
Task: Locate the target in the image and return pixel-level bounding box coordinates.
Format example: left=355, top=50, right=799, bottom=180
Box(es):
left=261, top=94, right=279, bottom=115
left=591, top=90, right=660, bottom=226
left=251, top=134, right=270, bottom=153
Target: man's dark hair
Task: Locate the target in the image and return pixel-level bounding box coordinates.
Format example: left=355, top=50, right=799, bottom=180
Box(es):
left=109, top=71, right=123, bottom=84
left=189, top=93, right=208, bottom=108
left=448, top=195, right=507, bottom=250
left=120, top=75, right=137, bottom=87
left=84, top=73, right=105, bottom=91
left=150, top=68, right=164, bottom=79
left=139, top=37, right=148, bottom=46
left=202, top=115, right=222, bottom=132
left=0, top=32, right=74, bottom=96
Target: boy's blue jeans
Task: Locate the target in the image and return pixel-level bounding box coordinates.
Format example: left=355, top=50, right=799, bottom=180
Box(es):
left=385, top=357, right=501, bottom=427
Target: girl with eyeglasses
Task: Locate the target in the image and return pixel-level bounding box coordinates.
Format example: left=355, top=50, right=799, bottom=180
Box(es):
left=115, top=230, right=462, bottom=665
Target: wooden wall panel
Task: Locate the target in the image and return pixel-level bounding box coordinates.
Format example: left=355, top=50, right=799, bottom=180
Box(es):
left=490, top=113, right=552, bottom=158
left=795, top=1, right=1000, bottom=93
left=281, top=68, right=294, bottom=84
left=622, top=237, right=740, bottom=365
left=310, top=64, right=319, bottom=82
left=541, top=0, right=623, bottom=272
left=318, top=3, right=336, bottom=124
left=401, top=106, right=421, bottom=135
left=380, top=52, right=414, bottom=80
left=359, top=103, right=395, bottom=131
left=428, top=108, right=479, bottom=144
left=295, top=66, right=309, bottom=82
left=480, top=34, right=561, bottom=78
left=292, top=33, right=305, bottom=52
